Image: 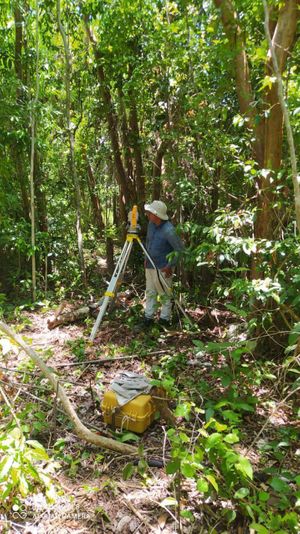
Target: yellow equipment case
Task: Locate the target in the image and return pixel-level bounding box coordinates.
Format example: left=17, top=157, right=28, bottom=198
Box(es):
left=101, top=390, right=156, bottom=433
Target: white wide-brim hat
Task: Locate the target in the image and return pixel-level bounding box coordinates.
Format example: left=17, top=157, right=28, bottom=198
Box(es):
left=144, top=200, right=168, bottom=220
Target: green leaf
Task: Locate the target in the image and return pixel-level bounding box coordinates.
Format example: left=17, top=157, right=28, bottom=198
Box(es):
left=166, top=458, right=181, bottom=475
left=118, top=432, right=140, bottom=443
left=180, top=509, right=194, bottom=520
left=197, top=478, right=209, bottom=493
left=206, top=432, right=222, bottom=449
left=224, top=433, right=239, bottom=444
left=206, top=341, right=231, bottom=353
left=214, top=421, right=228, bottom=432
left=249, top=523, right=269, bottom=534
left=258, top=491, right=270, bottom=502
left=270, top=476, right=290, bottom=494
left=174, top=404, right=191, bottom=419
left=19, top=473, right=29, bottom=497
left=192, top=340, right=205, bottom=350
left=236, top=457, right=253, bottom=480
left=122, top=462, right=134, bottom=480
left=0, top=456, right=14, bottom=479
left=181, top=463, right=196, bottom=478
left=288, top=322, right=300, bottom=346
left=205, top=474, right=219, bottom=492
left=234, top=487, right=249, bottom=499
left=178, top=432, right=190, bottom=443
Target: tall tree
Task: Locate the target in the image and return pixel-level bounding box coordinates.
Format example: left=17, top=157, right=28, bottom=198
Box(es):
left=13, top=4, right=30, bottom=220
left=214, top=0, right=299, bottom=276
left=57, top=0, right=86, bottom=287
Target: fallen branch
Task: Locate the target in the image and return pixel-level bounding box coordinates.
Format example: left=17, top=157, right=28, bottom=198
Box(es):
left=0, top=320, right=138, bottom=456
left=55, top=349, right=171, bottom=368
left=47, top=305, right=91, bottom=330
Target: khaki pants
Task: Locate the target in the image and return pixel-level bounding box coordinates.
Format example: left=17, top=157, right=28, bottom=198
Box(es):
left=145, top=268, right=173, bottom=321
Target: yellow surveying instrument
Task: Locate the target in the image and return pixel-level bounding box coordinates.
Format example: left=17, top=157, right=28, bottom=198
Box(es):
left=89, top=205, right=187, bottom=341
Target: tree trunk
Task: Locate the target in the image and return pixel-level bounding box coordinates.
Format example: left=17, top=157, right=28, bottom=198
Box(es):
left=57, top=0, right=86, bottom=287
left=128, top=86, right=145, bottom=207
left=214, top=0, right=300, bottom=278
left=83, top=150, right=105, bottom=237
left=152, top=139, right=167, bottom=200
left=118, top=88, right=134, bottom=184
left=13, top=6, right=30, bottom=220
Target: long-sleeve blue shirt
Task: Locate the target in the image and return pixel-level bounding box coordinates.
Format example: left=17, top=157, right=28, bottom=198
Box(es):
left=145, top=221, right=184, bottom=269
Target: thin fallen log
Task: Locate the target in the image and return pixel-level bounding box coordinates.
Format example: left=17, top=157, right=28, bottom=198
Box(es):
left=55, top=349, right=171, bottom=368
left=47, top=305, right=91, bottom=330
left=0, top=321, right=138, bottom=455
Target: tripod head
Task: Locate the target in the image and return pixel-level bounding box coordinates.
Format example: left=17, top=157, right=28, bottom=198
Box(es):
left=127, top=205, right=140, bottom=234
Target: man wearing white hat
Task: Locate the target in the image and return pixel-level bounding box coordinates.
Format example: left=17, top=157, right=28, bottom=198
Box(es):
left=143, top=200, right=184, bottom=327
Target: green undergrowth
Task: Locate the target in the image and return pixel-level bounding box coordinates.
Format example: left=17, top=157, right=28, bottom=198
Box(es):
left=143, top=331, right=299, bottom=532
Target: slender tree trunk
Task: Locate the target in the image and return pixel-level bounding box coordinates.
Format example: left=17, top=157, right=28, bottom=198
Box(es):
left=13, top=6, right=30, bottom=220
left=29, top=0, right=40, bottom=302
left=83, top=149, right=105, bottom=237
left=128, top=84, right=145, bottom=207
left=152, top=139, right=167, bottom=200
left=263, top=0, right=300, bottom=232
left=84, top=20, right=135, bottom=210
left=118, top=88, right=134, bottom=183
left=57, top=0, right=86, bottom=287
left=34, top=151, right=52, bottom=287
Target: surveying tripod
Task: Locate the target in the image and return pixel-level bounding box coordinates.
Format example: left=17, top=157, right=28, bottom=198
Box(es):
left=89, top=205, right=187, bottom=341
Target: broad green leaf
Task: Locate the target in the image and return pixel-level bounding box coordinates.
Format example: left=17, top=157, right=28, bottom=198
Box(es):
left=249, top=523, right=269, bottom=534
left=0, top=456, right=14, bottom=479
left=205, top=474, right=219, bottom=492
left=206, top=341, right=231, bottom=353
left=166, top=458, right=181, bottom=475
left=236, top=457, right=253, bottom=480
left=258, top=491, right=270, bottom=502
left=270, top=476, right=290, bottom=494
left=214, top=421, right=227, bottom=432
left=178, top=432, right=190, bottom=443
left=19, top=473, right=29, bottom=497
left=197, top=478, right=209, bottom=493
left=180, top=509, right=194, bottom=520
left=174, top=404, right=191, bottom=419
left=122, top=462, right=134, bottom=480
left=118, top=432, right=140, bottom=443
left=206, top=433, right=222, bottom=449
left=181, top=463, right=196, bottom=478
left=224, top=433, right=239, bottom=444
left=234, top=487, right=249, bottom=499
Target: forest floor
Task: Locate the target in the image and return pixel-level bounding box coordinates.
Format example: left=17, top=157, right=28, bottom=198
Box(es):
left=0, top=295, right=299, bottom=533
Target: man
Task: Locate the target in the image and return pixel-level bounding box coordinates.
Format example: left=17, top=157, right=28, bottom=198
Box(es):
left=143, top=200, right=184, bottom=327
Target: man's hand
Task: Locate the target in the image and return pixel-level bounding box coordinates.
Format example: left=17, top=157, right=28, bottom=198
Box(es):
left=161, top=265, right=173, bottom=278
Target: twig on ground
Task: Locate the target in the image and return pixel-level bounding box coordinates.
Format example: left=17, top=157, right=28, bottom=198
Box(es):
left=122, top=499, right=157, bottom=533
